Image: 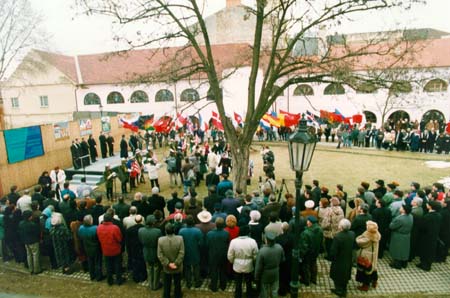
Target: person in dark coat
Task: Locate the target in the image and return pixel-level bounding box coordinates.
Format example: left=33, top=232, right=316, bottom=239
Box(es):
left=276, top=222, right=293, bottom=296
left=106, top=133, right=115, bottom=157
left=113, top=197, right=130, bottom=221
left=80, top=138, right=91, bottom=167
left=126, top=215, right=147, bottom=283
left=31, top=185, right=46, bottom=212
left=178, top=215, right=203, bottom=288
left=195, top=211, right=216, bottom=279
left=18, top=210, right=41, bottom=274
left=148, top=187, right=166, bottom=218
left=167, top=192, right=184, bottom=215
left=120, top=135, right=128, bottom=158
left=70, top=140, right=81, bottom=169
left=329, top=218, right=355, bottom=298
left=205, top=167, right=220, bottom=188
left=139, top=215, right=163, bottom=290
left=206, top=217, right=229, bottom=292
left=417, top=201, right=442, bottom=271
left=351, top=203, right=372, bottom=245
left=389, top=205, right=413, bottom=269
left=87, top=134, right=98, bottom=163
left=438, top=199, right=450, bottom=262
left=371, top=199, right=392, bottom=258
left=78, top=214, right=103, bottom=281
left=299, top=216, right=323, bottom=286
left=99, top=133, right=107, bottom=159
left=203, top=186, right=220, bottom=214
left=3, top=204, right=26, bottom=264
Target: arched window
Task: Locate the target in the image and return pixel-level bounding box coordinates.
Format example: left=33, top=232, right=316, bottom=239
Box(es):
left=424, top=79, right=448, bottom=92
left=155, top=89, right=174, bottom=102
left=180, top=88, right=200, bottom=102
left=356, top=83, right=377, bottom=94
left=83, top=93, right=100, bottom=105
left=422, top=110, right=446, bottom=127
left=324, top=83, right=345, bottom=95
left=389, top=81, right=412, bottom=95
left=130, top=90, right=149, bottom=103
left=107, top=91, right=124, bottom=104
left=293, top=84, right=314, bottom=96
left=271, top=85, right=284, bottom=97
left=207, top=87, right=223, bottom=101
left=363, top=111, right=377, bottom=124
left=388, top=110, right=410, bottom=124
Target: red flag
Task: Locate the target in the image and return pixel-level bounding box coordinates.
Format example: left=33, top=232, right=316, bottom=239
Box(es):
left=120, top=119, right=139, bottom=132
left=352, top=114, right=363, bottom=124
left=279, top=110, right=301, bottom=120
left=211, top=111, right=224, bottom=130
left=154, top=116, right=172, bottom=133
left=175, top=113, right=187, bottom=130
left=234, top=112, right=243, bottom=126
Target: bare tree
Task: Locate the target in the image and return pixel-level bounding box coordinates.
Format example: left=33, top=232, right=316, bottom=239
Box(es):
left=78, top=0, right=423, bottom=191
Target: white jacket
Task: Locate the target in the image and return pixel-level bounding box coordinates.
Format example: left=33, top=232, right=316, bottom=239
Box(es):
left=145, top=163, right=162, bottom=180
left=50, top=169, right=66, bottom=190
left=227, top=236, right=258, bottom=273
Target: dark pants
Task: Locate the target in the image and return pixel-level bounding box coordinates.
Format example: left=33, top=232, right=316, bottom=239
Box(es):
left=332, top=279, right=348, bottom=296
left=163, top=272, right=182, bottom=298
left=300, top=256, right=318, bottom=285
left=150, top=179, right=160, bottom=189
left=184, top=264, right=201, bottom=288
left=121, top=181, right=127, bottom=194
left=235, top=272, right=253, bottom=298
left=87, top=253, right=103, bottom=281
left=105, top=255, right=123, bottom=285
left=106, top=187, right=113, bottom=201
left=209, top=259, right=227, bottom=291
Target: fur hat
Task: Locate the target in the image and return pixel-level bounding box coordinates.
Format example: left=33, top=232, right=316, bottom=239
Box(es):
left=366, top=220, right=378, bottom=233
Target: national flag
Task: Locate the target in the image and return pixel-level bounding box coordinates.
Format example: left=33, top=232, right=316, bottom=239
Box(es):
left=199, top=114, right=208, bottom=131
left=234, top=112, right=243, bottom=126
left=262, top=113, right=280, bottom=128
left=334, top=109, right=345, bottom=122
left=130, top=160, right=141, bottom=177
left=278, top=111, right=300, bottom=127
left=174, top=112, right=187, bottom=130
left=306, top=110, right=320, bottom=127
left=259, top=118, right=271, bottom=130
left=137, top=114, right=154, bottom=131
left=352, top=114, right=363, bottom=124
left=154, top=116, right=172, bottom=133
left=119, top=118, right=139, bottom=132
left=211, top=111, right=224, bottom=130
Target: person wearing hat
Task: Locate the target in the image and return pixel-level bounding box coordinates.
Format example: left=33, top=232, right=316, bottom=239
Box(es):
left=254, top=230, right=285, bottom=298
left=298, top=215, right=323, bottom=286
left=416, top=201, right=442, bottom=271
left=372, top=179, right=386, bottom=199
left=179, top=215, right=203, bottom=288
left=138, top=215, right=163, bottom=290
left=18, top=210, right=41, bottom=274
left=195, top=210, right=215, bottom=278
left=228, top=225, right=259, bottom=298
left=355, top=220, right=381, bottom=291
left=351, top=203, right=372, bottom=241
left=300, top=200, right=318, bottom=219
left=389, top=204, right=413, bottom=269
left=382, top=183, right=396, bottom=206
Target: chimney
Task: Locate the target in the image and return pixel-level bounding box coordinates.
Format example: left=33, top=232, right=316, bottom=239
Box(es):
left=226, top=0, right=241, bottom=8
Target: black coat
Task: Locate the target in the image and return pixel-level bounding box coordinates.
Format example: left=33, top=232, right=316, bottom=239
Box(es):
left=418, top=211, right=442, bottom=261
left=99, top=135, right=107, bottom=157
left=329, top=230, right=355, bottom=284
left=439, top=208, right=450, bottom=248
left=120, top=139, right=128, bottom=158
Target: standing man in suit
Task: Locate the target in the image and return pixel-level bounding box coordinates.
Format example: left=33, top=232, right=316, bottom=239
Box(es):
left=106, top=133, right=115, bottom=157
left=157, top=223, right=185, bottom=298
left=88, top=134, right=98, bottom=163
left=120, top=135, right=128, bottom=158
left=99, top=133, right=107, bottom=159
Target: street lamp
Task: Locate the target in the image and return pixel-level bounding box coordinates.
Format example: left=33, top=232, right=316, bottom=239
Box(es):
left=99, top=103, right=103, bottom=118
left=288, top=114, right=317, bottom=298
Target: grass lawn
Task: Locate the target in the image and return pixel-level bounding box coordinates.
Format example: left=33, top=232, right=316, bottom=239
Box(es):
left=97, top=142, right=450, bottom=205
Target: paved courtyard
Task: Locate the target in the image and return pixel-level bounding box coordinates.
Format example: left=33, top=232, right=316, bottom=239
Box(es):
left=1, top=253, right=450, bottom=297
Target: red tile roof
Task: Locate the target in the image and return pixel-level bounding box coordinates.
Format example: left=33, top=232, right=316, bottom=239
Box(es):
left=30, top=37, right=450, bottom=85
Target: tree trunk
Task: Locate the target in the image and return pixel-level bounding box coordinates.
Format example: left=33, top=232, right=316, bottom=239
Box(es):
left=231, top=142, right=250, bottom=193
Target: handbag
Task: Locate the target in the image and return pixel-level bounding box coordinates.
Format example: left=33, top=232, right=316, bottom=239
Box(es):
left=357, top=243, right=374, bottom=274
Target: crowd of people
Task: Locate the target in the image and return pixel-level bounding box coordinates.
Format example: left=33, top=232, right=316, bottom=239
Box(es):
left=1, top=162, right=450, bottom=298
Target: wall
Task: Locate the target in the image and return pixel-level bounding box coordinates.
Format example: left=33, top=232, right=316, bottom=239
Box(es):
left=0, top=115, right=128, bottom=196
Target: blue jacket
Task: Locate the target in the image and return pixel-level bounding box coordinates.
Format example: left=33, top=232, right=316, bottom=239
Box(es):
left=179, top=226, right=202, bottom=265
left=78, top=224, right=100, bottom=257
left=206, top=228, right=229, bottom=263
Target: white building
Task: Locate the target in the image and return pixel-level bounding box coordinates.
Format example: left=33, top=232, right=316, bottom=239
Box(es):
left=2, top=0, right=450, bottom=129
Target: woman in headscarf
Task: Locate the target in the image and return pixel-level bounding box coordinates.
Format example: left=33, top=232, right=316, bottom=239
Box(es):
left=50, top=213, right=73, bottom=274
left=355, top=220, right=381, bottom=291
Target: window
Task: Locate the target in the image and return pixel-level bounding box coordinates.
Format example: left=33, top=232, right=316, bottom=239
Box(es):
left=39, top=96, right=49, bottom=108
left=422, top=110, right=445, bottom=125
left=324, top=83, right=345, bottom=95
left=293, top=84, right=314, bottom=96
left=207, top=87, right=223, bottom=101
left=130, top=90, right=149, bottom=103
left=107, top=91, right=124, bottom=104
left=355, top=83, right=377, bottom=94
left=389, top=81, right=412, bottom=95
left=155, top=89, right=174, bottom=102
left=363, top=111, right=377, bottom=124
left=424, top=79, right=448, bottom=93
left=84, top=93, right=101, bottom=105
left=180, top=88, right=200, bottom=102
left=11, top=97, right=19, bottom=108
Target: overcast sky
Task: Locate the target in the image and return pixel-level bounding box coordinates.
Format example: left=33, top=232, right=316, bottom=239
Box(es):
left=30, top=0, right=450, bottom=55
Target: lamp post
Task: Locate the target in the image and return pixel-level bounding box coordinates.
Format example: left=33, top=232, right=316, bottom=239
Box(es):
left=99, top=103, right=103, bottom=118
left=288, top=115, right=317, bottom=298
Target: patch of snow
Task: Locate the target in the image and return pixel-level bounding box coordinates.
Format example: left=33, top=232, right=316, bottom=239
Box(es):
left=425, top=161, right=450, bottom=169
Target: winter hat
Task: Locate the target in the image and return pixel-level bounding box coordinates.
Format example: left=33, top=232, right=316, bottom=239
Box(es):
left=366, top=220, right=378, bottom=233
left=305, top=200, right=315, bottom=209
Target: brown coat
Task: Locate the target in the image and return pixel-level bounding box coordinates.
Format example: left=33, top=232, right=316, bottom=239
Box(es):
left=321, top=206, right=344, bottom=239
left=356, top=230, right=380, bottom=273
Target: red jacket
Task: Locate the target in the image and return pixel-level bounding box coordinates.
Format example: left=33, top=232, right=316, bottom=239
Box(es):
left=97, top=222, right=122, bottom=256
